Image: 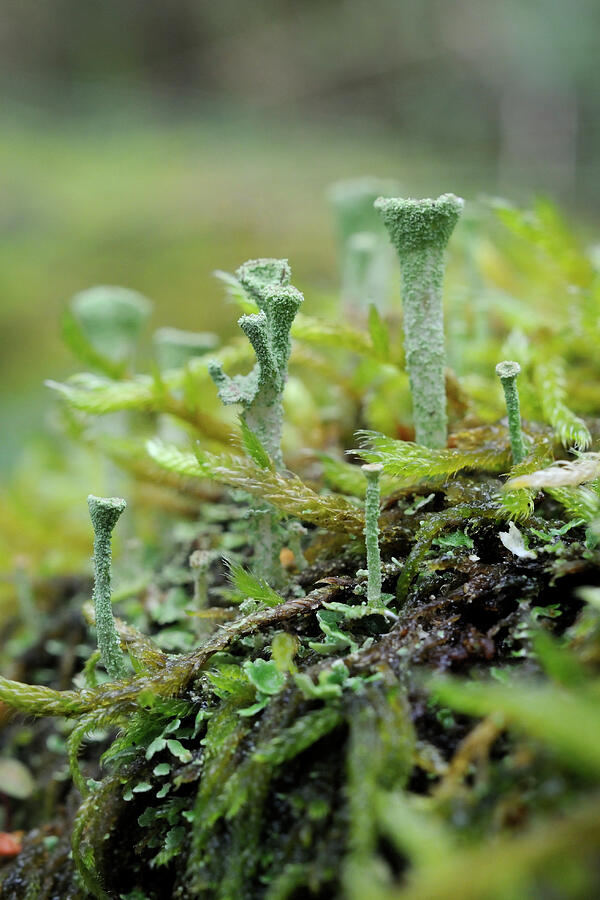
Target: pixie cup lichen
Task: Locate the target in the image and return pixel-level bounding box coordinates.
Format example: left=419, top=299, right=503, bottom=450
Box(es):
left=87, top=495, right=127, bottom=679
left=208, top=258, right=302, bottom=467
left=496, top=360, right=527, bottom=464
left=208, top=259, right=303, bottom=584
left=362, top=463, right=383, bottom=606
left=375, top=193, right=464, bottom=448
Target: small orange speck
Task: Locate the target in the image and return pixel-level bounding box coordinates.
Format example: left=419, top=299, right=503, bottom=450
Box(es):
left=279, top=548, right=295, bottom=569
left=0, top=832, right=22, bottom=857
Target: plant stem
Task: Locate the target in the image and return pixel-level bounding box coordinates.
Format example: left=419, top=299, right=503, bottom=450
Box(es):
left=375, top=194, right=463, bottom=448
left=496, top=360, right=527, bottom=464
left=363, top=463, right=383, bottom=606
left=87, top=495, right=127, bottom=679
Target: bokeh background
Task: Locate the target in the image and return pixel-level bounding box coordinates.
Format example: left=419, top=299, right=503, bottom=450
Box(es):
left=2, top=0, right=599, bottom=469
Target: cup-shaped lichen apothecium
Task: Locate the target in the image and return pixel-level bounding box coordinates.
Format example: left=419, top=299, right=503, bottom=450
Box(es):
left=375, top=194, right=464, bottom=449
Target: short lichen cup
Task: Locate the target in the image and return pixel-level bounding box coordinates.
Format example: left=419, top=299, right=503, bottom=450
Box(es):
left=375, top=193, right=464, bottom=448
left=87, top=495, right=127, bottom=679
left=495, top=360, right=527, bottom=465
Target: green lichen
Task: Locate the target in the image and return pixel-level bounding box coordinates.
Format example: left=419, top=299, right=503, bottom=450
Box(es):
left=208, top=258, right=294, bottom=454
left=362, top=463, right=383, bottom=606
left=376, top=193, right=463, bottom=448
left=496, top=360, right=527, bottom=465
left=208, top=259, right=303, bottom=584
left=87, top=495, right=127, bottom=679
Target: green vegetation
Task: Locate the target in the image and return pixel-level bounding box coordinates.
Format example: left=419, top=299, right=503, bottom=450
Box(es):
left=87, top=495, right=127, bottom=679
left=495, top=360, right=526, bottom=464
left=1, top=185, right=600, bottom=900
left=376, top=193, right=463, bottom=448
left=362, top=463, right=384, bottom=607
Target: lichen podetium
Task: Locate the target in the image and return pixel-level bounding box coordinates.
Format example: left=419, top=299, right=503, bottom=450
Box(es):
left=208, top=259, right=303, bottom=584
left=362, top=463, right=383, bottom=606
left=496, top=360, right=527, bottom=464
left=375, top=194, right=464, bottom=448
left=87, top=495, right=127, bottom=679
left=208, top=258, right=301, bottom=468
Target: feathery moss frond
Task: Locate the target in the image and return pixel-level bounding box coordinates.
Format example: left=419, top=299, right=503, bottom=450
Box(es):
left=93, top=436, right=220, bottom=502
left=46, top=374, right=157, bottom=413
left=0, top=675, right=85, bottom=717
left=145, top=440, right=206, bottom=479
left=238, top=416, right=273, bottom=470
left=319, top=453, right=369, bottom=497
left=146, top=440, right=364, bottom=534
left=535, top=359, right=592, bottom=450
left=227, top=561, right=285, bottom=607
left=46, top=373, right=233, bottom=443
left=318, top=453, right=396, bottom=499
left=494, top=197, right=595, bottom=289
left=357, top=431, right=510, bottom=486
left=500, top=438, right=555, bottom=521
left=292, top=312, right=375, bottom=357
left=61, top=308, right=125, bottom=380
left=547, top=485, right=600, bottom=523
left=500, top=486, right=535, bottom=522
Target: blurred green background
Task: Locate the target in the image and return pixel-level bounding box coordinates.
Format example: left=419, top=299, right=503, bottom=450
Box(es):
left=1, top=0, right=599, bottom=470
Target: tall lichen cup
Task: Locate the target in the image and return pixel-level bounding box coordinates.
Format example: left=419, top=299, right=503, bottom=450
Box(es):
left=375, top=194, right=464, bottom=448
left=208, top=258, right=301, bottom=468
left=87, top=495, right=127, bottom=679
left=208, top=259, right=303, bottom=585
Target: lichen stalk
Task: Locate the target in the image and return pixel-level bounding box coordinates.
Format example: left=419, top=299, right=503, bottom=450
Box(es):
left=363, top=463, right=383, bottom=606
left=496, top=360, right=527, bottom=465
left=208, top=258, right=301, bottom=467
left=87, top=495, right=127, bottom=679
left=208, top=259, right=303, bottom=585
left=375, top=194, right=463, bottom=448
